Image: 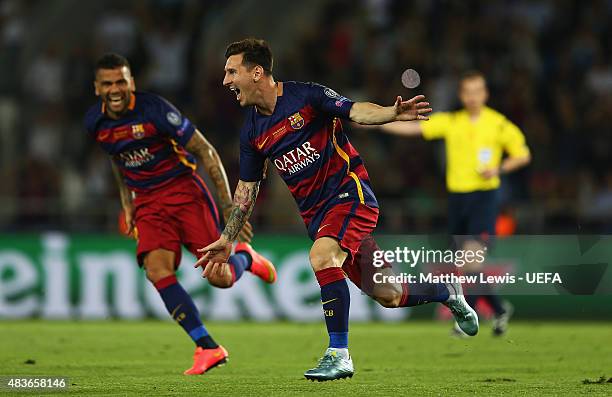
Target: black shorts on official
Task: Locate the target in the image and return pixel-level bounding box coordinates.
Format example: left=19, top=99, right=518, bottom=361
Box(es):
left=448, top=188, right=499, bottom=247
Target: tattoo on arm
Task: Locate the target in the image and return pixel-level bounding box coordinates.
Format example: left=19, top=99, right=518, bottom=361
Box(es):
left=186, top=131, right=233, bottom=211
left=222, top=180, right=260, bottom=242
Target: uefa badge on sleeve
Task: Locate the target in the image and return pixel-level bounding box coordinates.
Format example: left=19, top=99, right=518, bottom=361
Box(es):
left=324, top=88, right=340, bottom=99
left=166, top=112, right=182, bottom=127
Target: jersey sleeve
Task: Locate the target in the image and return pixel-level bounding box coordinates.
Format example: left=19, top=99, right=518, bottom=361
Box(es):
left=306, top=83, right=354, bottom=119
left=239, top=123, right=267, bottom=182
left=499, top=118, right=530, bottom=158
left=421, top=112, right=451, bottom=140
left=151, top=96, right=196, bottom=147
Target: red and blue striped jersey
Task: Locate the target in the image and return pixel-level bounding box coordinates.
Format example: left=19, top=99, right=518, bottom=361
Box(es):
left=84, top=92, right=197, bottom=193
left=239, top=81, right=378, bottom=238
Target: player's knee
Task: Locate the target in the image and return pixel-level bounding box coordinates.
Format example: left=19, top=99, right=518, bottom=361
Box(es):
left=373, top=284, right=402, bottom=308
left=309, top=251, right=344, bottom=272
left=309, top=238, right=347, bottom=272
left=143, top=250, right=175, bottom=283
left=375, top=294, right=401, bottom=308
left=145, top=265, right=174, bottom=284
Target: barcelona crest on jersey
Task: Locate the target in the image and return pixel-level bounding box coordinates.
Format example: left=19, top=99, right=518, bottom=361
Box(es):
left=131, top=124, right=145, bottom=139
left=288, top=112, right=305, bottom=130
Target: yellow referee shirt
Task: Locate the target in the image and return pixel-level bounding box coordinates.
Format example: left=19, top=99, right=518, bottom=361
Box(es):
left=421, top=106, right=529, bottom=193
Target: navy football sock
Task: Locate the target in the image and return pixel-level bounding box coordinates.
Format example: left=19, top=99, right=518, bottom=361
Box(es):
left=154, top=275, right=218, bottom=349
left=228, top=252, right=251, bottom=283
left=399, top=282, right=450, bottom=307
left=315, top=267, right=350, bottom=349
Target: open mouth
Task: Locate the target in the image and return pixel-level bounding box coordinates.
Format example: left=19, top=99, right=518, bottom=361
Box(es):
left=230, top=86, right=241, bottom=101
left=107, top=95, right=125, bottom=108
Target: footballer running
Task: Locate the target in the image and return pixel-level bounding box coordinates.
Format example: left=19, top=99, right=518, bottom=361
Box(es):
left=197, top=39, right=479, bottom=382
left=85, top=53, right=277, bottom=375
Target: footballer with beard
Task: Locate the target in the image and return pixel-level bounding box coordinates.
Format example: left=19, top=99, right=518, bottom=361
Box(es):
left=197, top=39, right=479, bottom=381
left=84, top=53, right=277, bottom=375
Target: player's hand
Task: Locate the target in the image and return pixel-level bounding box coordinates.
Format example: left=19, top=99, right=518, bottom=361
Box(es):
left=393, top=95, right=432, bottom=121
left=119, top=204, right=136, bottom=239
left=479, top=167, right=500, bottom=179
left=201, top=261, right=232, bottom=282
left=195, top=236, right=232, bottom=270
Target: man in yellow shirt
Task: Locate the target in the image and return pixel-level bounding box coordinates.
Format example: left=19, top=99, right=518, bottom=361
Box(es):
left=379, top=71, right=531, bottom=335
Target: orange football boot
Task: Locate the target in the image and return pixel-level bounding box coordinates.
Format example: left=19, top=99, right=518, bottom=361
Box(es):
left=235, top=242, right=277, bottom=284
left=183, top=346, right=228, bottom=375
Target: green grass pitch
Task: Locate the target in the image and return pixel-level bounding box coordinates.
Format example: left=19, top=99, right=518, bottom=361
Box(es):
left=1, top=321, right=611, bottom=396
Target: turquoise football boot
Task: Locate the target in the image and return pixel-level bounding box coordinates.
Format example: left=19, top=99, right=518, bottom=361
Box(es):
left=443, top=281, right=479, bottom=336
left=304, top=348, right=354, bottom=381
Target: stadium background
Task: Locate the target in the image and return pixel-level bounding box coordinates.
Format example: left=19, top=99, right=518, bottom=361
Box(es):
left=0, top=0, right=611, bottom=321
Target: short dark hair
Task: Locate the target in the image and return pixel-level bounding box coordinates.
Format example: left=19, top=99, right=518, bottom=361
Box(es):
left=94, top=53, right=131, bottom=76
left=225, top=38, right=273, bottom=75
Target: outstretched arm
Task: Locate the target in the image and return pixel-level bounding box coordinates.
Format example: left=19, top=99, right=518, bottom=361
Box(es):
left=194, top=179, right=260, bottom=269
left=185, top=129, right=253, bottom=242
left=353, top=120, right=424, bottom=137
left=377, top=121, right=424, bottom=137
left=349, top=95, right=431, bottom=125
